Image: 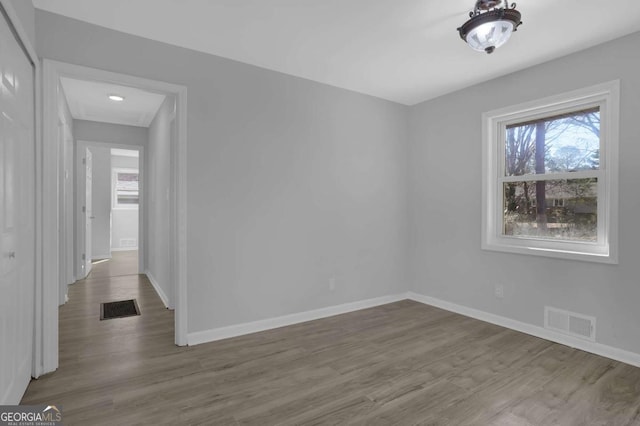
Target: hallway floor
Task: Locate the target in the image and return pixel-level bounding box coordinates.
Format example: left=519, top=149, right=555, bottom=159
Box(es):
left=90, top=250, right=140, bottom=278
left=22, top=250, right=181, bottom=423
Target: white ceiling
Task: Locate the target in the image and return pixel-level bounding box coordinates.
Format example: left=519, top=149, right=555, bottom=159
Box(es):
left=37, top=0, right=640, bottom=105
left=60, top=77, right=166, bottom=127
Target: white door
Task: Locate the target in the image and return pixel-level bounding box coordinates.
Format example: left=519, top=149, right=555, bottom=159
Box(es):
left=0, top=11, right=36, bottom=404
left=85, top=148, right=93, bottom=276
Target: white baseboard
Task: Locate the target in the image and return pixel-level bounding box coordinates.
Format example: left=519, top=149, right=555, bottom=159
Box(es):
left=185, top=289, right=640, bottom=367
left=187, top=293, right=407, bottom=346
left=111, top=247, right=138, bottom=252
left=144, top=270, right=170, bottom=309
left=407, top=291, right=640, bottom=368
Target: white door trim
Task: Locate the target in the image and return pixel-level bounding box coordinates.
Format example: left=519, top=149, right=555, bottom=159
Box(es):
left=0, top=1, right=45, bottom=380
left=41, top=60, right=188, bottom=375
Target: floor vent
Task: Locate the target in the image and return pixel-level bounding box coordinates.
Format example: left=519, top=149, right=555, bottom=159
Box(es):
left=544, top=306, right=596, bottom=341
left=100, top=299, right=140, bottom=320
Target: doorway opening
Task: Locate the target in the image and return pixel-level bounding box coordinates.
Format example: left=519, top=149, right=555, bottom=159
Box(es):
left=38, top=60, right=187, bottom=377
left=78, top=145, right=142, bottom=280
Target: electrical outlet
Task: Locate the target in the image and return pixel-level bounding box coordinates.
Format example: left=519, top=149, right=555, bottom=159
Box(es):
left=494, top=284, right=504, bottom=299
left=329, top=277, right=336, bottom=291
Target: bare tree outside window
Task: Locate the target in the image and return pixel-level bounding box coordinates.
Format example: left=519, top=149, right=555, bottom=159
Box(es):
left=503, top=108, right=600, bottom=241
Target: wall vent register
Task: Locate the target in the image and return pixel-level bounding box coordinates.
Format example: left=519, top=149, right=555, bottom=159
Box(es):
left=545, top=306, right=596, bottom=341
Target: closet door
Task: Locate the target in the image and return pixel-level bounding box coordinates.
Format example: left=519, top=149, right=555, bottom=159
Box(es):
left=0, top=6, right=36, bottom=404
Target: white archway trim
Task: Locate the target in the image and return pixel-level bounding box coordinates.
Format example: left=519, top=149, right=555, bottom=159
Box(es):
left=41, top=60, right=188, bottom=375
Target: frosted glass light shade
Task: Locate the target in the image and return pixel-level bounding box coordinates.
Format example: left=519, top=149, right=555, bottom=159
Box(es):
left=457, top=6, right=522, bottom=54
left=466, top=20, right=514, bottom=53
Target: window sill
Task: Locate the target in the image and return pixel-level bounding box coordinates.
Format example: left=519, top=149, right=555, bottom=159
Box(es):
left=482, top=240, right=617, bottom=264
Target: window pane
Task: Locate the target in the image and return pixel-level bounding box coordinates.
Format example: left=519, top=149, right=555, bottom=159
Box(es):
left=505, top=108, right=600, bottom=176
left=116, top=172, right=138, bottom=187
left=116, top=172, right=139, bottom=206
left=117, top=192, right=139, bottom=204
left=503, top=178, right=597, bottom=242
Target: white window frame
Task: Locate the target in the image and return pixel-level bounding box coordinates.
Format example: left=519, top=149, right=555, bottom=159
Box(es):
left=112, top=168, right=139, bottom=210
left=482, top=81, right=619, bottom=263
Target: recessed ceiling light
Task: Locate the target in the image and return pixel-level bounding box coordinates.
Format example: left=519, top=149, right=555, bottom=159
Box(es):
left=108, top=94, right=125, bottom=102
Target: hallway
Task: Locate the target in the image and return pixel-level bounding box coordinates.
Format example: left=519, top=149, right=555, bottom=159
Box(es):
left=21, top=250, right=181, bottom=423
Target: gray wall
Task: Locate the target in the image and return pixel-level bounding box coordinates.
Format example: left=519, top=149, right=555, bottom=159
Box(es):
left=408, top=32, right=640, bottom=354
left=112, top=155, right=139, bottom=169
left=5, top=0, right=35, bottom=49
left=37, top=11, right=410, bottom=333
left=146, top=97, right=173, bottom=306
left=88, top=146, right=111, bottom=259
left=74, top=120, right=148, bottom=149
left=111, top=155, right=139, bottom=251
left=32, top=7, right=640, bottom=357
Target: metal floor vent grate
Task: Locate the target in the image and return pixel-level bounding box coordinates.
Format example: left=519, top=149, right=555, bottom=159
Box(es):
left=100, top=299, right=140, bottom=320
left=544, top=306, right=596, bottom=341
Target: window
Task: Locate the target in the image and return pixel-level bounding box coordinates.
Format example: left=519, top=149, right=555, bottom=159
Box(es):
left=113, top=168, right=139, bottom=209
left=482, top=81, right=619, bottom=263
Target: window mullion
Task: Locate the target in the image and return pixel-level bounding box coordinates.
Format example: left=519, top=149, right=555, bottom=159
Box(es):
left=499, top=170, right=601, bottom=183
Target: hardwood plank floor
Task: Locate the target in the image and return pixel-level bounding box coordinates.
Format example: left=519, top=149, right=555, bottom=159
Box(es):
left=22, top=252, right=640, bottom=425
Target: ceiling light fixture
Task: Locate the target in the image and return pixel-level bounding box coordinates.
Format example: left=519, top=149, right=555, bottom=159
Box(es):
left=457, top=0, right=522, bottom=54
left=108, top=94, right=125, bottom=102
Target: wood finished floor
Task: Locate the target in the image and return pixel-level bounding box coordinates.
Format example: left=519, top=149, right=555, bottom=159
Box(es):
left=22, top=252, right=640, bottom=425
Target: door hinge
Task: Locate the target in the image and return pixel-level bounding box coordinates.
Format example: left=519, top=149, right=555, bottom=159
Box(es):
left=82, top=158, right=86, bottom=165
left=82, top=206, right=86, bottom=213
left=81, top=254, right=85, bottom=260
